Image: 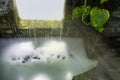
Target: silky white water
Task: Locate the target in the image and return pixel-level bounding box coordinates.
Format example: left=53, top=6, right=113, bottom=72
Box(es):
left=0, top=37, right=98, bottom=80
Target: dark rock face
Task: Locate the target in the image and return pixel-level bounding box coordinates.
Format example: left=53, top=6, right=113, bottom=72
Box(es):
left=0, top=0, right=11, bottom=16
left=102, top=0, right=120, bottom=57
left=103, top=0, right=120, bottom=37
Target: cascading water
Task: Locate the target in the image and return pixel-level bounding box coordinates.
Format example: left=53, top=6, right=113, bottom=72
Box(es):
left=0, top=37, right=98, bottom=80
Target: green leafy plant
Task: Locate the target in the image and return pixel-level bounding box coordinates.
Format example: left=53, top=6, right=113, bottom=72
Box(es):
left=72, top=0, right=110, bottom=33
left=100, top=0, right=108, bottom=4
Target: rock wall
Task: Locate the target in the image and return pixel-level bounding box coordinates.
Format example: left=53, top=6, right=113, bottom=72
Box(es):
left=103, top=0, right=120, bottom=37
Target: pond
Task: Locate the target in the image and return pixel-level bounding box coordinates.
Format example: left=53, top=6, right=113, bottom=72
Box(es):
left=0, top=37, right=97, bottom=80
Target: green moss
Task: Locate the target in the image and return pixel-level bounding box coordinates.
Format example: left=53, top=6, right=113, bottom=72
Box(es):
left=19, top=20, right=63, bottom=29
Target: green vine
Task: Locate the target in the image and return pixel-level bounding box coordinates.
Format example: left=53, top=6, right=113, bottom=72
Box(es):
left=72, top=0, right=110, bottom=33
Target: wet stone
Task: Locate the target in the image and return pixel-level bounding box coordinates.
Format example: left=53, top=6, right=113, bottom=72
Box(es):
left=62, top=56, right=66, bottom=60
left=33, top=56, right=38, bottom=59
left=22, top=61, right=26, bottom=63
left=18, top=58, right=20, bottom=60
left=57, top=55, right=61, bottom=59
left=37, top=57, right=40, bottom=60
left=24, top=56, right=30, bottom=61
left=12, top=57, right=16, bottom=61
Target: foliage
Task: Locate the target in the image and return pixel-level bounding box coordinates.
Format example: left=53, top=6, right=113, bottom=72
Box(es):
left=100, top=0, right=108, bottom=4
left=72, top=0, right=110, bottom=33
left=90, top=7, right=110, bottom=32
left=73, top=6, right=91, bottom=25
left=19, top=20, right=62, bottom=29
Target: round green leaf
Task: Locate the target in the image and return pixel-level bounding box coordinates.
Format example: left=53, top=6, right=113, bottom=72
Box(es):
left=100, top=0, right=108, bottom=4
left=90, top=7, right=110, bottom=32
left=72, top=7, right=83, bottom=19
left=72, top=6, right=91, bottom=19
